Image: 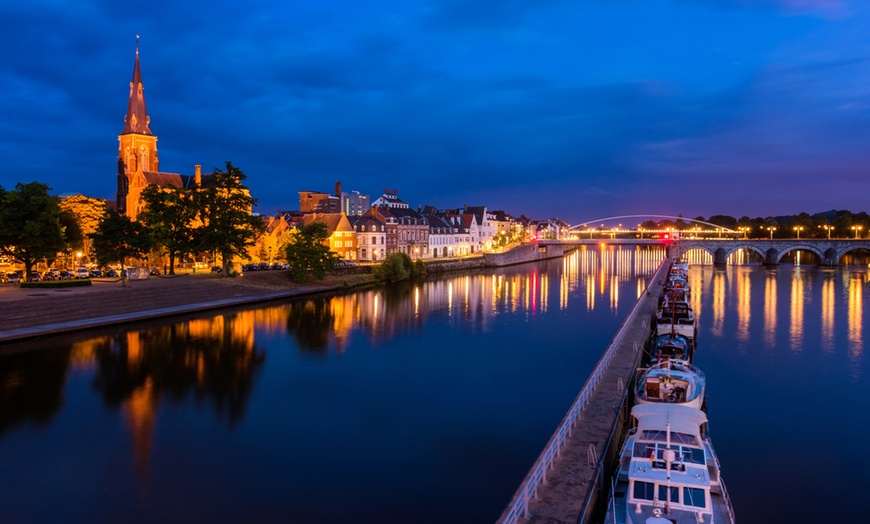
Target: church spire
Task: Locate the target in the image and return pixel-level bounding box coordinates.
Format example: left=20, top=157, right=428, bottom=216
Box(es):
left=121, top=37, right=153, bottom=135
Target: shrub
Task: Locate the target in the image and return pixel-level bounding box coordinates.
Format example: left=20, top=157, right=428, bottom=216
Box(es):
left=374, top=252, right=412, bottom=282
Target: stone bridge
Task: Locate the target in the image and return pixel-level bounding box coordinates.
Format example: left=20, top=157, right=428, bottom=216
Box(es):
left=543, top=238, right=870, bottom=265
left=677, top=239, right=870, bottom=265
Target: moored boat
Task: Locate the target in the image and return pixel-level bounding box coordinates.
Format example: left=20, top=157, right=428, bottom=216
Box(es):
left=604, top=404, right=735, bottom=524
left=656, top=300, right=696, bottom=342
left=635, top=359, right=706, bottom=410
left=649, top=333, right=693, bottom=363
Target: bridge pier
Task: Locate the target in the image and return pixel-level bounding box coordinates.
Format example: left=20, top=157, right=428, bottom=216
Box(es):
left=764, top=248, right=779, bottom=266
left=713, top=248, right=728, bottom=267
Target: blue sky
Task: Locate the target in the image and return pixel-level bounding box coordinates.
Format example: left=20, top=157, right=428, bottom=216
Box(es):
left=2, top=0, right=868, bottom=224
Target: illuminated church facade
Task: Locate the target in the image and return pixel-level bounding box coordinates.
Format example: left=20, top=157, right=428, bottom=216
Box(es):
left=116, top=44, right=206, bottom=220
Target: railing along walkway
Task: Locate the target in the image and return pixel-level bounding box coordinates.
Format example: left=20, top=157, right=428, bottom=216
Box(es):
left=497, top=258, right=670, bottom=524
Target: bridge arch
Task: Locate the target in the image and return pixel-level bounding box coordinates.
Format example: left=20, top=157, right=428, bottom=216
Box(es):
left=837, top=245, right=870, bottom=264
left=774, top=244, right=825, bottom=264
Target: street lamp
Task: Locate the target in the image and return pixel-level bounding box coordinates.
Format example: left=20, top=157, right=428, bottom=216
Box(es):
left=765, top=226, right=777, bottom=239
left=851, top=225, right=864, bottom=239
left=738, top=226, right=750, bottom=239
left=793, top=226, right=804, bottom=239
left=819, top=225, right=833, bottom=239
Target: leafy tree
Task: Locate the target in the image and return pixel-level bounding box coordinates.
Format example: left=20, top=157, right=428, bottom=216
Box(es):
left=139, top=185, right=196, bottom=274
left=285, top=222, right=336, bottom=283
left=374, top=252, right=425, bottom=282
left=90, top=210, right=152, bottom=285
left=0, top=182, right=69, bottom=281
left=194, top=162, right=263, bottom=274
left=58, top=194, right=106, bottom=256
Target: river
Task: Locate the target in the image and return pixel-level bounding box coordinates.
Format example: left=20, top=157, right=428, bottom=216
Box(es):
left=0, top=245, right=866, bottom=523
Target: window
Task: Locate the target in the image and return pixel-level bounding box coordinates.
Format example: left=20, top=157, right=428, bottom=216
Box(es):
left=683, top=487, right=706, bottom=508
left=658, top=485, right=679, bottom=504
left=632, top=481, right=654, bottom=501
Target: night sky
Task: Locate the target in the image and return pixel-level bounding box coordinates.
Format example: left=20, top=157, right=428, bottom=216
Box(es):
left=2, top=1, right=868, bottom=224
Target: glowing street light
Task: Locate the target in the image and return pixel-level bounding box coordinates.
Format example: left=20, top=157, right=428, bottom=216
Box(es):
left=819, top=225, right=833, bottom=239
left=738, top=226, right=750, bottom=239
left=851, top=225, right=864, bottom=239
left=765, top=226, right=777, bottom=240
left=793, top=226, right=804, bottom=239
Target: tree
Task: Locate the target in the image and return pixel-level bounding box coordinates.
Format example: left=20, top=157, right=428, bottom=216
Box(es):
left=139, top=185, right=196, bottom=274
left=90, top=210, right=152, bottom=285
left=58, top=195, right=106, bottom=256
left=373, top=252, right=425, bottom=282
left=285, top=222, right=336, bottom=283
left=0, top=182, right=69, bottom=281
left=194, top=162, right=263, bottom=274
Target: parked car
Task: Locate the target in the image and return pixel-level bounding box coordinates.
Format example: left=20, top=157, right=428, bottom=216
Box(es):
left=259, top=262, right=270, bottom=271
left=90, top=269, right=102, bottom=278
left=6, top=271, right=22, bottom=284
left=271, top=262, right=285, bottom=270
left=30, top=271, right=42, bottom=281
left=106, top=269, right=118, bottom=277
left=59, top=270, right=73, bottom=280
left=149, top=268, right=161, bottom=276
left=210, top=266, right=222, bottom=273
left=76, top=267, right=89, bottom=279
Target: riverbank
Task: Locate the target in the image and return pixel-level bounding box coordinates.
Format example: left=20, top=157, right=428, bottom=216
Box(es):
left=0, top=271, right=377, bottom=344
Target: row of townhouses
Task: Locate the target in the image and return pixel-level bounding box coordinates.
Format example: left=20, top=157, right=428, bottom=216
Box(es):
left=251, top=187, right=569, bottom=263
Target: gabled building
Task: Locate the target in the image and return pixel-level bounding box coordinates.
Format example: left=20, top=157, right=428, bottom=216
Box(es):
left=389, top=207, right=429, bottom=259
left=371, top=189, right=409, bottom=209
left=350, top=207, right=387, bottom=262
left=302, top=213, right=359, bottom=261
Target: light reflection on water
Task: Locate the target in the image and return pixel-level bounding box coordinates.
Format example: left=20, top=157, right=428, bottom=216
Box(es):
left=688, top=261, right=869, bottom=524
left=0, top=246, right=666, bottom=524
left=2, top=247, right=866, bottom=523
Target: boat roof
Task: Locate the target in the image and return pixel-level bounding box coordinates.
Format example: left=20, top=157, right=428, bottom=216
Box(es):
left=632, top=404, right=707, bottom=437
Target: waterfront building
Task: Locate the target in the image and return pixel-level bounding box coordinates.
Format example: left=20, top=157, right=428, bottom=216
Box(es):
left=302, top=213, right=358, bottom=261
left=350, top=208, right=387, bottom=262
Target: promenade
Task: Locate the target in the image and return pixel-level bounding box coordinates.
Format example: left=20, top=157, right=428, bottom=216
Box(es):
left=0, top=272, right=369, bottom=345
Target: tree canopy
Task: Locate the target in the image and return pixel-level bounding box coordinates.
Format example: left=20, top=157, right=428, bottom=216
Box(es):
left=90, top=210, right=152, bottom=282
left=285, top=222, right=336, bottom=282
left=194, top=162, right=263, bottom=274
left=0, top=182, right=70, bottom=281
left=139, top=185, right=197, bottom=274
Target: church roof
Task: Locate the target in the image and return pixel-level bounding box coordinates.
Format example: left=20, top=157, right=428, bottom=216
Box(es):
left=121, top=46, right=153, bottom=135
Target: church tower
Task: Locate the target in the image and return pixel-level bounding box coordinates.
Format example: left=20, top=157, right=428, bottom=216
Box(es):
left=117, top=41, right=158, bottom=220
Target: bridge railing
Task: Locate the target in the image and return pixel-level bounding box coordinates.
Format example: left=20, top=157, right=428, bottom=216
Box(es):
left=497, top=258, right=670, bottom=524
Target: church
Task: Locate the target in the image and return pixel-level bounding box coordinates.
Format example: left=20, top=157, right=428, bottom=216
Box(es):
left=115, top=44, right=208, bottom=220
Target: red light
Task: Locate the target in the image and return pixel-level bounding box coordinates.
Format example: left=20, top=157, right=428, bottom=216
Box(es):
left=663, top=233, right=670, bottom=239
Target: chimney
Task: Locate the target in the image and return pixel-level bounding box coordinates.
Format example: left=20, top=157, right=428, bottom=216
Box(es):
left=335, top=180, right=341, bottom=198
left=195, top=164, right=202, bottom=186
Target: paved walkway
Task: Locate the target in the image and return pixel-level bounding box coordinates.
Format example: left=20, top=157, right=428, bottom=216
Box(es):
left=0, top=273, right=342, bottom=344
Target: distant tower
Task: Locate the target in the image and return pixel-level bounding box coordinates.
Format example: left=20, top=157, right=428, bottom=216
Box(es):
left=117, top=38, right=158, bottom=220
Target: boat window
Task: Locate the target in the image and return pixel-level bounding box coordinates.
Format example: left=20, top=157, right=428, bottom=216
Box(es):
left=658, top=485, right=679, bottom=504
left=683, top=487, right=706, bottom=508
left=633, top=443, right=705, bottom=465
left=632, top=481, right=655, bottom=501
left=640, top=430, right=698, bottom=446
